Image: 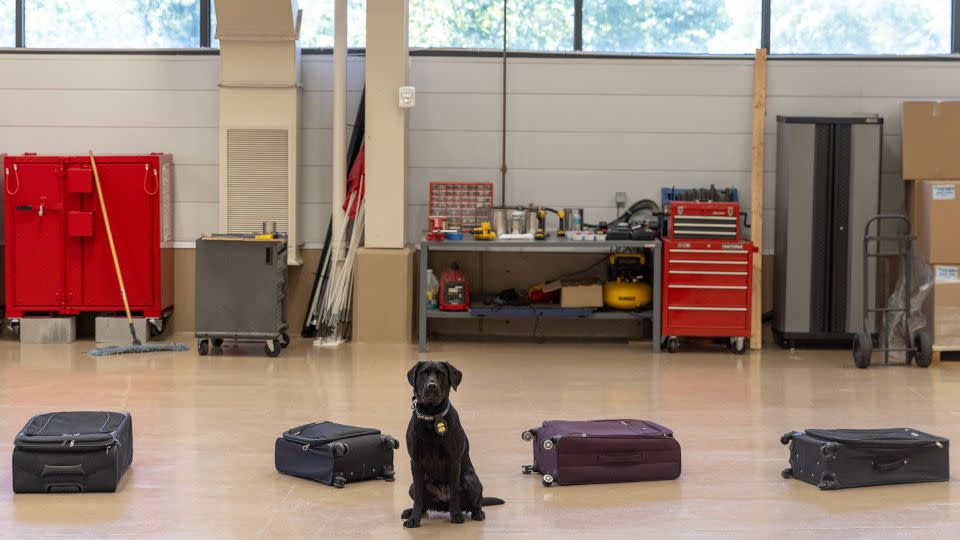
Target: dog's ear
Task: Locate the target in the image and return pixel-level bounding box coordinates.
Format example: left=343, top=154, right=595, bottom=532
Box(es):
left=407, top=361, right=424, bottom=387
left=442, top=362, right=463, bottom=391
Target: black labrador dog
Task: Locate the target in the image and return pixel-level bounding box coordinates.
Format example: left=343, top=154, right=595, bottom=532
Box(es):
left=401, top=361, right=504, bottom=528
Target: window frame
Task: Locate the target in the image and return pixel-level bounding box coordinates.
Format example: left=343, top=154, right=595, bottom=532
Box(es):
left=0, top=0, right=958, bottom=58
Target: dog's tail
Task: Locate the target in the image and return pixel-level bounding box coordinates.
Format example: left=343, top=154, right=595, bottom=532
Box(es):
left=482, top=497, right=505, bottom=507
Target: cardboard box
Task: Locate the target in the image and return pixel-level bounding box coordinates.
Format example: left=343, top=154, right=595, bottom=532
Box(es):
left=908, top=180, right=960, bottom=264
left=353, top=247, right=414, bottom=344
left=902, top=101, right=960, bottom=180
left=560, top=280, right=603, bottom=308
left=930, top=265, right=960, bottom=350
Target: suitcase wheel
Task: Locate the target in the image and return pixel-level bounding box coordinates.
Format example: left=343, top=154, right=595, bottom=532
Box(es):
left=383, top=435, right=400, bottom=450
left=781, top=468, right=793, bottom=479
left=333, top=475, right=346, bottom=489
left=330, top=442, right=349, bottom=458
left=542, top=474, right=554, bottom=487
left=521, top=430, right=534, bottom=442
left=780, top=432, right=796, bottom=445
left=542, top=438, right=556, bottom=451
left=819, top=442, right=838, bottom=460
left=522, top=465, right=533, bottom=475
left=817, top=473, right=837, bottom=490
left=383, top=465, right=396, bottom=482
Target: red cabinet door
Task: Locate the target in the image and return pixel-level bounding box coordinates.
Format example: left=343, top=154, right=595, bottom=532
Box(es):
left=68, top=161, right=156, bottom=310
left=8, top=162, right=66, bottom=309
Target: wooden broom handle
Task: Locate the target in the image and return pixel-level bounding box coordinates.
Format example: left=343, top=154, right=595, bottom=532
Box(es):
left=89, top=151, right=134, bottom=324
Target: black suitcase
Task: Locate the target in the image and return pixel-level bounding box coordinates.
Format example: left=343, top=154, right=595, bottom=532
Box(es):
left=780, top=428, right=949, bottom=490
left=275, top=421, right=400, bottom=488
left=13, top=411, right=133, bottom=493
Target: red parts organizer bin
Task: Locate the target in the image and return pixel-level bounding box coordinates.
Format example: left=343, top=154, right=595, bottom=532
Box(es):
left=661, top=238, right=755, bottom=351
left=4, top=154, right=175, bottom=321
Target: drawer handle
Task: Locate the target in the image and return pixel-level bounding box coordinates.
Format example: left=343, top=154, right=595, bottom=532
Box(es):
left=668, top=306, right=747, bottom=312
left=669, top=249, right=749, bottom=254
left=669, top=270, right=747, bottom=276
left=669, top=285, right=747, bottom=290
left=670, top=260, right=747, bottom=265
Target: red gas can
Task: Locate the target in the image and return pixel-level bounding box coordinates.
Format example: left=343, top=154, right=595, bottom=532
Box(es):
left=4, top=154, right=175, bottom=329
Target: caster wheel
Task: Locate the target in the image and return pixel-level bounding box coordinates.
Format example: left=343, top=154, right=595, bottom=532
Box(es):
left=383, top=435, right=400, bottom=450
left=521, top=430, right=534, bottom=442
left=820, top=443, right=838, bottom=460
left=330, top=442, right=349, bottom=457
left=148, top=319, right=163, bottom=337
left=383, top=465, right=395, bottom=482
left=333, top=476, right=346, bottom=489
left=212, top=338, right=224, bottom=348
left=542, top=474, right=554, bottom=487
left=10, top=322, right=20, bottom=337
left=279, top=332, right=290, bottom=349
left=781, top=468, right=793, bottom=479
left=666, top=337, right=680, bottom=354
left=780, top=432, right=794, bottom=445
left=730, top=337, right=747, bottom=355
left=265, top=339, right=281, bottom=357
left=198, top=339, right=209, bottom=356
left=522, top=465, right=533, bottom=475
left=914, top=331, right=933, bottom=368
left=853, top=331, right=872, bottom=369
left=542, top=439, right=555, bottom=451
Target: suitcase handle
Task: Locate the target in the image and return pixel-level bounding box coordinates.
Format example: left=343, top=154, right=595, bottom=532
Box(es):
left=599, top=453, right=643, bottom=465
left=872, top=458, right=908, bottom=472
left=42, top=464, right=85, bottom=478
left=47, top=483, right=83, bottom=493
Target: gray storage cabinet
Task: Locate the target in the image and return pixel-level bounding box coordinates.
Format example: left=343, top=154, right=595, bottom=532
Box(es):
left=195, top=237, right=289, bottom=356
left=773, top=115, right=882, bottom=347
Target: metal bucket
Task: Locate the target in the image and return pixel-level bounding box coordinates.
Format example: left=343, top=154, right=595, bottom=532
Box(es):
left=526, top=210, right=539, bottom=234
left=492, top=209, right=507, bottom=236
left=508, top=211, right=527, bottom=234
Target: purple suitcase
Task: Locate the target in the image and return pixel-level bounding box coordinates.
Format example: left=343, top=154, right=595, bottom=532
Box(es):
left=521, top=419, right=681, bottom=486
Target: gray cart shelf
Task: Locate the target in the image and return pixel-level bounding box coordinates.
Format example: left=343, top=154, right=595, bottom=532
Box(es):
left=195, top=236, right=290, bottom=357
left=418, top=237, right=662, bottom=352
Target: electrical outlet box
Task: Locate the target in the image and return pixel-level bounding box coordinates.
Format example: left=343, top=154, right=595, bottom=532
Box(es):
left=399, top=86, right=416, bottom=108
left=615, top=192, right=628, bottom=205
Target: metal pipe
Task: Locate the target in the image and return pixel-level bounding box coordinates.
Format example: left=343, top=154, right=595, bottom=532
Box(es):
left=331, top=0, right=348, bottom=256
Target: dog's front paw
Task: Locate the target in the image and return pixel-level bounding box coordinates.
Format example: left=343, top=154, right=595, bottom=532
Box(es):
left=400, top=508, right=412, bottom=520
left=403, top=517, right=421, bottom=528
left=471, top=509, right=485, bottom=521
left=450, top=512, right=465, bottom=524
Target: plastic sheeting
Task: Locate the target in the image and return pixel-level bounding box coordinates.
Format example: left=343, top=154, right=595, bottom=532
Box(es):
left=881, top=249, right=934, bottom=361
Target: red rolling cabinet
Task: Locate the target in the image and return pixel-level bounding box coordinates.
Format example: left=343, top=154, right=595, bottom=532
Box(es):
left=3, top=154, right=175, bottom=333
left=661, top=238, right=755, bottom=354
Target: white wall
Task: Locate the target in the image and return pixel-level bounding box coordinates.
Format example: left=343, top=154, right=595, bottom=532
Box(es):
left=1, top=53, right=959, bottom=252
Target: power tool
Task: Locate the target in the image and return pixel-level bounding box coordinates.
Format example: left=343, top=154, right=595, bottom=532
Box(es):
left=472, top=221, right=496, bottom=240
left=535, top=209, right=548, bottom=240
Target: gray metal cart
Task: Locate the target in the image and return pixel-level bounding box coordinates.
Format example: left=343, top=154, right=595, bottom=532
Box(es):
left=195, top=236, right=289, bottom=357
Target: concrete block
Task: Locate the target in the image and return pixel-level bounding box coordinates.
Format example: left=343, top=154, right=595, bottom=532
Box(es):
left=20, top=317, right=77, bottom=344
left=96, top=317, right=151, bottom=344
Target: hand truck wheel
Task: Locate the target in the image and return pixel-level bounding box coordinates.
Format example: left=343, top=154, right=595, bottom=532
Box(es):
left=914, top=331, right=933, bottom=368
left=852, top=331, right=872, bottom=369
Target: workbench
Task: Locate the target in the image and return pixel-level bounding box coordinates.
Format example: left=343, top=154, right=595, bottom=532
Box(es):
left=418, top=237, right=662, bottom=352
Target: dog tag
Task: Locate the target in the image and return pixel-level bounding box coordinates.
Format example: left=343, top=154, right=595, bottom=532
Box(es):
left=434, top=419, right=447, bottom=436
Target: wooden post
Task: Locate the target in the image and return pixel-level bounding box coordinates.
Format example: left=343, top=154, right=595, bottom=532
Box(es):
left=750, top=48, right=767, bottom=350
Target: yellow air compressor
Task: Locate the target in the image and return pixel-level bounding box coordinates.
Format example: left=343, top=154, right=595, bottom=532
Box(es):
left=603, top=253, right=653, bottom=309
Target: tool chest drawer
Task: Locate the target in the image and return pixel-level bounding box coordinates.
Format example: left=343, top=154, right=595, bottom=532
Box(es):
left=665, top=306, right=748, bottom=332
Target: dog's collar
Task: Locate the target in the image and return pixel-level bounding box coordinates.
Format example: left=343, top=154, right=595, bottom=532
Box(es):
left=411, top=399, right=450, bottom=421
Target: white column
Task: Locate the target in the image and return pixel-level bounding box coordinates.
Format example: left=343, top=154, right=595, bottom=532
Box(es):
left=331, top=0, right=348, bottom=251
left=364, top=0, right=409, bottom=248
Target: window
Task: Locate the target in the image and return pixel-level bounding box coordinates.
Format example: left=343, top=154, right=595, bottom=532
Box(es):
left=1, top=0, right=14, bottom=47
left=25, top=0, right=200, bottom=48
left=771, top=0, right=951, bottom=54
left=298, top=0, right=366, bottom=48
left=409, top=0, right=573, bottom=50
left=583, top=0, right=761, bottom=54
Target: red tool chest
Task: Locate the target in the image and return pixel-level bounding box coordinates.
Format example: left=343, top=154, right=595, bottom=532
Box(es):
left=661, top=238, right=755, bottom=353
left=3, top=154, right=175, bottom=328
left=666, top=201, right=741, bottom=240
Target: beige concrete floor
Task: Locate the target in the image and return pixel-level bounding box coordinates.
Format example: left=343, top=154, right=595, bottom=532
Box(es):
left=0, top=335, right=958, bottom=538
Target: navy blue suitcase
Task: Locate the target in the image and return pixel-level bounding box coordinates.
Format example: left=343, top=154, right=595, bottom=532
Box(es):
left=275, top=421, right=400, bottom=488
left=13, top=411, right=133, bottom=493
